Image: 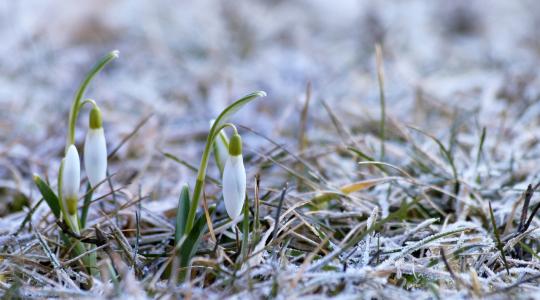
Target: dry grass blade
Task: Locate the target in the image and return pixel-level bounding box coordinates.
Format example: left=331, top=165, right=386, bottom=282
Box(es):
left=5, top=2, right=540, bottom=298
left=33, top=226, right=79, bottom=289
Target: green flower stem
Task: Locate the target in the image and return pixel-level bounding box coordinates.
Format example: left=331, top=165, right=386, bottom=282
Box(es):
left=80, top=98, right=98, bottom=110
left=184, top=123, right=237, bottom=234
left=58, top=160, right=92, bottom=275
left=217, top=128, right=230, bottom=146
left=182, top=91, right=266, bottom=235
left=216, top=123, right=239, bottom=138
left=66, top=50, right=118, bottom=152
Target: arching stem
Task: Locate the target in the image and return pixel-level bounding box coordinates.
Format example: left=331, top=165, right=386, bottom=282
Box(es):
left=184, top=123, right=238, bottom=234
left=66, top=50, right=118, bottom=152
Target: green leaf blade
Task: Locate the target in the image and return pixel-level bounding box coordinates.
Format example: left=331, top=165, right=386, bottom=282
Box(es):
left=79, top=183, right=93, bottom=229
left=33, top=174, right=61, bottom=218
left=175, top=185, right=191, bottom=244
left=209, top=91, right=267, bottom=139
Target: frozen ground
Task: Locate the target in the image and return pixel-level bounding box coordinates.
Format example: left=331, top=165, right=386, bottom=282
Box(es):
left=2, top=0, right=540, bottom=299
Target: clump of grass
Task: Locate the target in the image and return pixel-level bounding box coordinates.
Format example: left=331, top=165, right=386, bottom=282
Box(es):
left=5, top=49, right=540, bottom=300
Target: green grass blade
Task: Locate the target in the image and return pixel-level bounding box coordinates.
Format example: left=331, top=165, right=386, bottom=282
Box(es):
left=348, top=147, right=387, bottom=174
left=519, top=241, right=540, bottom=260
left=408, top=126, right=460, bottom=194
left=476, top=127, right=487, bottom=168
left=488, top=200, right=510, bottom=275
left=240, top=197, right=250, bottom=263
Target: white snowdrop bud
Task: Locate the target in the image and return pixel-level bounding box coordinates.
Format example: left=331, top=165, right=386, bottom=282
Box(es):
left=62, top=144, right=80, bottom=215
left=84, top=106, right=107, bottom=188
left=222, top=133, right=246, bottom=219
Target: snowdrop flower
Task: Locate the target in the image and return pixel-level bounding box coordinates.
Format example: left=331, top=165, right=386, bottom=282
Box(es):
left=84, top=106, right=107, bottom=188
left=62, top=144, right=80, bottom=215
left=222, top=132, right=246, bottom=219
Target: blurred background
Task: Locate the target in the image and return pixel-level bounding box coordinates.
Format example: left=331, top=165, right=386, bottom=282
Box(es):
left=1, top=0, right=540, bottom=216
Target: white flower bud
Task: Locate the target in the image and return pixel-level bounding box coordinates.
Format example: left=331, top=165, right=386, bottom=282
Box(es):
left=62, top=144, right=80, bottom=215
left=84, top=106, right=108, bottom=188
left=222, top=133, right=246, bottom=219
left=84, top=128, right=107, bottom=188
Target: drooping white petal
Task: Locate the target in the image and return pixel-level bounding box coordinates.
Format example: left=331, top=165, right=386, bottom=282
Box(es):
left=62, top=144, right=80, bottom=200
left=84, top=128, right=108, bottom=187
left=222, top=155, right=246, bottom=219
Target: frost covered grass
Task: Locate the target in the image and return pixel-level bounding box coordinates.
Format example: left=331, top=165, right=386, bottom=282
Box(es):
left=3, top=0, right=540, bottom=299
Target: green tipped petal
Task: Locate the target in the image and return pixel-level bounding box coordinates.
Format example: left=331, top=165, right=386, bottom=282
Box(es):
left=66, top=196, right=78, bottom=215
left=89, top=106, right=103, bottom=129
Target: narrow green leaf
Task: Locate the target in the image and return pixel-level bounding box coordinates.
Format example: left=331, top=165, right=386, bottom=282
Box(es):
left=87, top=245, right=99, bottom=277
left=488, top=200, right=510, bottom=275
left=253, top=175, right=261, bottom=246
left=519, top=241, right=540, bottom=260
left=408, top=126, right=460, bottom=194
left=175, top=185, right=190, bottom=244
left=33, top=174, right=61, bottom=218
left=180, top=208, right=213, bottom=266
left=80, top=183, right=93, bottom=229
left=348, top=147, right=387, bottom=173
left=177, top=206, right=215, bottom=282
left=240, top=197, right=250, bottom=263
left=476, top=127, right=487, bottom=167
